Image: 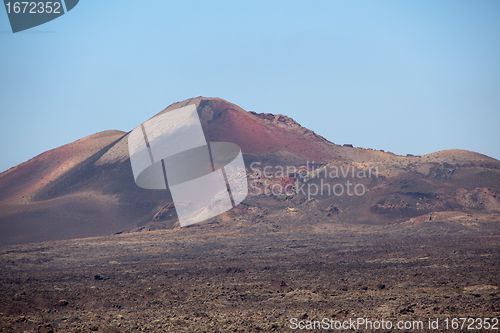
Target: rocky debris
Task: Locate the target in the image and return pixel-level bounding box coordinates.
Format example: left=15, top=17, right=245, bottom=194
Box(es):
left=37, top=323, right=54, bottom=333
left=226, top=267, right=245, bottom=274
left=271, top=280, right=288, bottom=288
left=455, top=187, right=500, bottom=210
left=151, top=202, right=176, bottom=222
left=250, top=112, right=303, bottom=130
left=368, top=187, right=500, bottom=218
left=325, top=204, right=339, bottom=216
left=57, top=299, right=68, bottom=307
left=0, top=223, right=499, bottom=332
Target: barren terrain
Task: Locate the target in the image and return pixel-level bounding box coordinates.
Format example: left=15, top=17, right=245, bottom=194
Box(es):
left=1, top=212, right=499, bottom=332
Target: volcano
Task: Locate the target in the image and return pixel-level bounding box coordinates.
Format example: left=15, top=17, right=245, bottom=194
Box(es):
left=1, top=97, right=499, bottom=246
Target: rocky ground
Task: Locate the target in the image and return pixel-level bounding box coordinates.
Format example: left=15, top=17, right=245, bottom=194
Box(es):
left=0, top=214, right=499, bottom=332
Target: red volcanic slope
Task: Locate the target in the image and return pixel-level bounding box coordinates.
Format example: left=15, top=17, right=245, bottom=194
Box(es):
left=0, top=130, right=125, bottom=203
left=159, top=97, right=442, bottom=165
left=159, top=97, right=348, bottom=163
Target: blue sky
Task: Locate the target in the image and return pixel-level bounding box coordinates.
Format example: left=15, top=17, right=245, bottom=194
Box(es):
left=1, top=0, right=499, bottom=172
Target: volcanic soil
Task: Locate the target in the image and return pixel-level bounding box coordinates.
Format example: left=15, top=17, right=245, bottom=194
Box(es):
left=0, top=213, right=499, bottom=332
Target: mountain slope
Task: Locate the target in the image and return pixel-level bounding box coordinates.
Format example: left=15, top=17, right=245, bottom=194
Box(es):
left=1, top=97, right=499, bottom=245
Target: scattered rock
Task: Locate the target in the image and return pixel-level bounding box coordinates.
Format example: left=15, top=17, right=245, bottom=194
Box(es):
left=399, top=307, right=414, bottom=314
left=16, top=315, right=27, bottom=322
left=326, top=204, right=339, bottom=216
left=57, top=300, right=68, bottom=307
left=271, top=280, right=288, bottom=288
left=37, top=323, right=54, bottom=333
